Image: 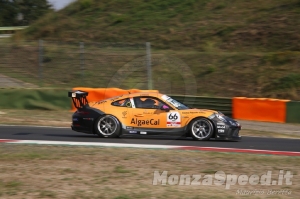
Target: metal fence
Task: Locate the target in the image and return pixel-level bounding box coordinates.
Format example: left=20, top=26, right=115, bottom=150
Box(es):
left=0, top=40, right=151, bottom=90
left=0, top=40, right=198, bottom=96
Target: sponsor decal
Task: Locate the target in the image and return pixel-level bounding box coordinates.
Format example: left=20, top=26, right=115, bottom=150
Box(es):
left=97, top=100, right=107, bottom=104
left=217, top=125, right=226, bottom=129
left=167, top=112, right=181, bottom=127
left=130, top=118, right=160, bottom=126
left=126, top=126, right=134, bottom=130
left=72, top=93, right=76, bottom=97
left=218, top=129, right=225, bottom=133
left=72, top=118, right=78, bottom=121
left=83, top=118, right=93, bottom=120
left=217, top=122, right=225, bottom=125
left=122, top=111, right=127, bottom=118
left=143, top=110, right=153, bottom=114
left=182, top=112, right=204, bottom=114
left=129, top=130, right=137, bottom=134
left=110, top=95, right=123, bottom=101
left=126, top=101, right=131, bottom=107
left=140, top=131, right=147, bottom=135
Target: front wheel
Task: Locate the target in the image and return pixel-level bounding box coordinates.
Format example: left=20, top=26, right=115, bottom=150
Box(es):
left=95, top=115, right=121, bottom=138
left=189, top=118, right=214, bottom=141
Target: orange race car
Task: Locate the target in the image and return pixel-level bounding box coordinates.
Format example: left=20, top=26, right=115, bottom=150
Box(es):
left=68, top=90, right=241, bottom=141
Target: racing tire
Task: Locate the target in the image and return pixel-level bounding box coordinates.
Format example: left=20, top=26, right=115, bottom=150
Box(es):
left=189, top=117, right=214, bottom=141
left=95, top=115, right=121, bottom=138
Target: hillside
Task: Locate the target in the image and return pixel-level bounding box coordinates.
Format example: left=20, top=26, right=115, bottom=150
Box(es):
left=9, top=0, right=300, bottom=99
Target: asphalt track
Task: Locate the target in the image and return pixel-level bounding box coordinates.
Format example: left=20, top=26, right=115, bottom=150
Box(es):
left=0, top=126, right=300, bottom=152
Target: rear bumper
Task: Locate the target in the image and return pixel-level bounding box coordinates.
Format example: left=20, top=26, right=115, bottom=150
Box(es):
left=71, top=125, right=93, bottom=134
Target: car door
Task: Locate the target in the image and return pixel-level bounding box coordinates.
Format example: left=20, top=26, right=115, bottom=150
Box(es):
left=128, top=96, right=182, bottom=130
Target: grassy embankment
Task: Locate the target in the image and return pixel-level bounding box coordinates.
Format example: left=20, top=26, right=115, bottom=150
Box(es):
left=3, top=0, right=299, bottom=100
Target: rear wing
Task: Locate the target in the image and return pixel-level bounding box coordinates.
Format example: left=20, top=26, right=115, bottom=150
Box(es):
left=68, top=90, right=89, bottom=109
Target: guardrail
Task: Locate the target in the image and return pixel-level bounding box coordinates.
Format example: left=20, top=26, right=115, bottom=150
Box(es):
left=169, top=95, right=232, bottom=117
left=0, top=26, right=28, bottom=31
left=0, top=26, right=28, bottom=38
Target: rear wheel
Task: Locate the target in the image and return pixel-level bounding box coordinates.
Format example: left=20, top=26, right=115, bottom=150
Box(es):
left=189, top=118, right=214, bottom=141
left=95, top=115, right=121, bottom=138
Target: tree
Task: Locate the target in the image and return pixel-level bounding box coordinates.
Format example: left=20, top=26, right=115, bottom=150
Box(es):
left=15, top=0, right=53, bottom=25
left=0, top=0, right=18, bottom=26
left=0, top=0, right=53, bottom=26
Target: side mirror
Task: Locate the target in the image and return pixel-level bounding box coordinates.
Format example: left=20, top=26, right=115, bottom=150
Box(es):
left=160, top=105, right=170, bottom=112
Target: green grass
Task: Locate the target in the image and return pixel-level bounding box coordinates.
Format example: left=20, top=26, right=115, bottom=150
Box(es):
left=39, top=190, right=57, bottom=198
left=14, top=0, right=300, bottom=52
left=114, top=166, right=132, bottom=173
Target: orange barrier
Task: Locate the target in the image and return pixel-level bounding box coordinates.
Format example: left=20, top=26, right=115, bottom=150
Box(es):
left=71, top=87, right=158, bottom=110
left=232, top=97, right=290, bottom=123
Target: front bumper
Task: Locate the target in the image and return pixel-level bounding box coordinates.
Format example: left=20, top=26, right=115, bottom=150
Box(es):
left=215, top=126, right=242, bottom=141
left=212, top=117, right=242, bottom=141
left=215, top=135, right=242, bottom=141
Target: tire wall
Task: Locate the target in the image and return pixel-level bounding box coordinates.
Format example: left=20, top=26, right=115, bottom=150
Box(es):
left=232, top=97, right=300, bottom=124
left=232, top=97, right=289, bottom=123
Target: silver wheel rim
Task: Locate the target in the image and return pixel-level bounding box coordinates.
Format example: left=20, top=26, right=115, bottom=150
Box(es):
left=97, top=116, right=118, bottom=136
left=191, top=119, right=212, bottom=139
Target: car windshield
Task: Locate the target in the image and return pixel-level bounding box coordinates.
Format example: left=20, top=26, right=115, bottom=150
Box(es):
left=161, top=95, right=190, bottom=110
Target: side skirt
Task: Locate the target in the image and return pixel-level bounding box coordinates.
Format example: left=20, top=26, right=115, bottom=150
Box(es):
left=121, top=127, right=187, bottom=136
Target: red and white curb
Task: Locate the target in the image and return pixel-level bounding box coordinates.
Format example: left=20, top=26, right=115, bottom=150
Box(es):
left=1, top=139, right=300, bottom=156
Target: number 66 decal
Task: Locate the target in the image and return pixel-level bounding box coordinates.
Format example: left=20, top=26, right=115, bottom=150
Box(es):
left=167, top=112, right=181, bottom=127
left=168, top=113, right=178, bottom=121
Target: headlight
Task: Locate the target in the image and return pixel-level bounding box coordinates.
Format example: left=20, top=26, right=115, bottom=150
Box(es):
left=229, top=121, right=236, bottom=126
left=208, top=113, right=227, bottom=122
left=216, top=111, right=227, bottom=122
left=218, top=111, right=225, bottom=116
left=216, top=113, right=227, bottom=122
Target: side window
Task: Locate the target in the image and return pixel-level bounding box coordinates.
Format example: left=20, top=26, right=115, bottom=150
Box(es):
left=133, top=97, right=171, bottom=109
left=111, top=98, right=132, bottom=108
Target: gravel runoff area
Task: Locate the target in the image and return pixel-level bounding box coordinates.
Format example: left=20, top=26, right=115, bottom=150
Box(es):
left=237, top=120, right=300, bottom=135
left=0, top=74, right=37, bottom=88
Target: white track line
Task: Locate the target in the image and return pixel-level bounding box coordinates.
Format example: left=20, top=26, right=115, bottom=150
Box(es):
left=1, top=139, right=175, bottom=149
left=0, top=124, right=69, bottom=128
left=1, top=139, right=300, bottom=156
